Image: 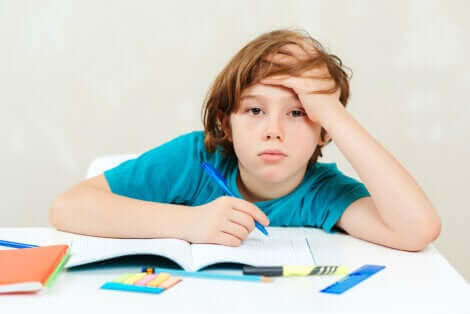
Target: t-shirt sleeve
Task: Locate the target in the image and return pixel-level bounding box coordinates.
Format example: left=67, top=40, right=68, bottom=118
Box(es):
left=309, top=164, right=370, bottom=233
left=103, top=132, right=206, bottom=204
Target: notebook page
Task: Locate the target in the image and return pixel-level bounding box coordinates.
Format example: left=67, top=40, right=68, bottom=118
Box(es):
left=66, top=234, right=192, bottom=270
left=191, top=232, right=314, bottom=271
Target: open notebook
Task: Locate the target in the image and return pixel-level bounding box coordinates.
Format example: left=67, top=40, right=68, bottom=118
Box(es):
left=65, top=231, right=314, bottom=271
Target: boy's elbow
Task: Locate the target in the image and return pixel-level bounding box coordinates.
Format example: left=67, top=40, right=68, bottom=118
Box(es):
left=422, top=215, right=442, bottom=246
left=405, top=215, right=442, bottom=252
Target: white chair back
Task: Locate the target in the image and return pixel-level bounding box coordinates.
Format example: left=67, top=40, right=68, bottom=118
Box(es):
left=86, top=154, right=139, bottom=178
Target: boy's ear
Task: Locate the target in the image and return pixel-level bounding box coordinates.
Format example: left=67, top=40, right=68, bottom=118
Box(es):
left=218, top=113, right=232, bottom=141
left=319, top=131, right=331, bottom=146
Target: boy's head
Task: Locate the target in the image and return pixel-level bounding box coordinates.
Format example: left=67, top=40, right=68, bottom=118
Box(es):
left=203, top=29, right=350, bottom=170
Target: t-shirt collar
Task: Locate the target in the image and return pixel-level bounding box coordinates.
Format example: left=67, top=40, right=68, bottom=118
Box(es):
left=228, top=162, right=316, bottom=207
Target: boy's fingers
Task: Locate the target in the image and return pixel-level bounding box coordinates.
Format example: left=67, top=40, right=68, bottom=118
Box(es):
left=299, top=41, right=318, bottom=56
left=278, top=43, right=310, bottom=60
left=231, top=198, right=269, bottom=226
left=261, top=74, right=290, bottom=82
left=302, top=64, right=332, bottom=79
left=264, top=53, right=298, bottom=66
left=217, top=231, right=242, bottom=247
left=223, top=221, right=249, bottom=241
left=262, top=75, right=335, bottom=94
left=229, top=210, right=255, bottom=233
left=261, top=76, right=298, bottom=91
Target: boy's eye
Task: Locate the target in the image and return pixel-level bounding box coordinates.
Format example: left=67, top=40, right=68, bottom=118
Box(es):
left=248, top=107, right=263, bottom=115
left=290, top=110, right=306, bottom=118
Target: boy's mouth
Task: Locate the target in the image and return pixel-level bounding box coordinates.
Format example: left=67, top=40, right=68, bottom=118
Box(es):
left=258, top=149, right=287, bottom=161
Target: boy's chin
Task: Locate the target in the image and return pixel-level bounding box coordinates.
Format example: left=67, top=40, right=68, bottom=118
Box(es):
left=255, top=164, right=308, bottom=185
left=257, top=170, right=290, bottom=184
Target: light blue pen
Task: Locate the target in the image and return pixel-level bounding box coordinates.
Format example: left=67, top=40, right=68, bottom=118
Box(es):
left=201, top=162, right=269, bottom=236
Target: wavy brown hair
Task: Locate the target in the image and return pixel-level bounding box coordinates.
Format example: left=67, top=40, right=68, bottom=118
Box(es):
left=202, top=29, right=351, bottom=164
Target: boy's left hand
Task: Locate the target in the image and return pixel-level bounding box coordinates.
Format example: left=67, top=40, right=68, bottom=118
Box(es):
left=260, top=44, right=344, bottom=125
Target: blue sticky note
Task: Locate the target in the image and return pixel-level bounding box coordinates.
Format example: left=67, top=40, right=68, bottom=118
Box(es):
left=101, top=282, right=164, bottom=294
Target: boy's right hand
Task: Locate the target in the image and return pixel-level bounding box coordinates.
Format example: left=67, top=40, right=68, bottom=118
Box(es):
left=185, top=196, right=269, bottom=247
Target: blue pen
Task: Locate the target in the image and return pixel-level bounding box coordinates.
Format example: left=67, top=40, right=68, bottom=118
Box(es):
left=201, top=162, right=269, bottom=236
left=0, top=239, right=39, bottom=249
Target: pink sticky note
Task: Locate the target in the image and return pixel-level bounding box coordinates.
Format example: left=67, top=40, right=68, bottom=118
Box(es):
left=135, top=274, right=159, bottom=286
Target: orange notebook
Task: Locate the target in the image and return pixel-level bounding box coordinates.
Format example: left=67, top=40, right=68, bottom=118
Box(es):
left=0, top=244, right=69, bottom=293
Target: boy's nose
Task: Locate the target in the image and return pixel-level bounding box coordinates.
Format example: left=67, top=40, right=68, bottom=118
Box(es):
left=263, top=117, right=284, bottom=141
left=265, top=133, right=282, bottom=140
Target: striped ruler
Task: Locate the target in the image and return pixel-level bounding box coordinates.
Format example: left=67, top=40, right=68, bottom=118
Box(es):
left=320, top=264, right=385, bottom=294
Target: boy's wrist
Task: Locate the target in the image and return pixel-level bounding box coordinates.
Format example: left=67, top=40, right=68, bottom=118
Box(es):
left=146, top=202, right=195, bottom=242
left=167, top=204, right=197, bottom=242
left=317, top=100, right=350, bottom=132
left=175, top=206, right=197, bottom=243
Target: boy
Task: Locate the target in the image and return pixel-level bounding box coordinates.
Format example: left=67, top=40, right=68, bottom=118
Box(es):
left=50, top=29, right=441, bottom=251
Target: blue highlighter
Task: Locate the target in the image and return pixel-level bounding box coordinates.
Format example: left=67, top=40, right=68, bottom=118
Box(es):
left=201, top=162, right=269, bottom=236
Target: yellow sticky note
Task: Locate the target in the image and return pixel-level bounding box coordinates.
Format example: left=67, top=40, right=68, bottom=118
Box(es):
left=146, top=273, right=171, bottom=287
left=122, top=273, right=147, bottom=285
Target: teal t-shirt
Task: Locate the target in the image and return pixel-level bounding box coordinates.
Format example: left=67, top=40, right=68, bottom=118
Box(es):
left=104, top=131, right=370, bottom=233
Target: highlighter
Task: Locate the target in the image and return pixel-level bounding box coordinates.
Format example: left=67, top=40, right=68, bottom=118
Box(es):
left=242, top=265, right=349, bottom=277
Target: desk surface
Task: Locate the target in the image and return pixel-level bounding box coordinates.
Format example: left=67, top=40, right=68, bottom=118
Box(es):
left=0, top=227, right=468, bottom=314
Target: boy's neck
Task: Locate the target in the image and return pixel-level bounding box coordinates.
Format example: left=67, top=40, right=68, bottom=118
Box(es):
left=236, top=165, right=307, bottom=203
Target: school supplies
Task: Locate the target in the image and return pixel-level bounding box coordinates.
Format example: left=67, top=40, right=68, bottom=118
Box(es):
left=65, top=232, right=314, bottom=271
left=320, top=264, right=385, bottom=294
left=101, top=272, right=182, bottom=294
left=201, top=161, right=269, bottom=236
left=242, top=265, right=349, bottom=277
left=0, top=244, right=70, bottom=293
left=0, top=239, right=39, bottom=249
left=142, top=267, right=272, bottom=283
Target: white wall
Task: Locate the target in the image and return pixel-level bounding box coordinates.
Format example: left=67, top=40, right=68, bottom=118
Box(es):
left=1, top=0, right=468, bottom=281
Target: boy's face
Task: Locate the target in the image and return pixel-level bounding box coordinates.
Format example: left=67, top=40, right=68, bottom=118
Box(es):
left=229, top=83, right=323, bottom=186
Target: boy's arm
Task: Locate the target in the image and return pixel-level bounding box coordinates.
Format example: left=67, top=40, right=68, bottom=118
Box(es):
left=49, top=174, right=193, bottom=239
left=321, top=103, right=441, bottom=251
left=49, top=175, right=268, bottom=246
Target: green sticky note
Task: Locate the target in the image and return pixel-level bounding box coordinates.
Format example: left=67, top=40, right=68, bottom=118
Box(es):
left=113, top=273, right=135, bottom=283
left=45, top=249, right=71, bottom=289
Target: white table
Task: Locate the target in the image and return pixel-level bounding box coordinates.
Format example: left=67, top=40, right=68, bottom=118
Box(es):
left=1, top=227, right=468, bottom=313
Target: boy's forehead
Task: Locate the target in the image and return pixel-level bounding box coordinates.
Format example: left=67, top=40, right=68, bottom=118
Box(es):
left=240, top=83, right=298, bottom=101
